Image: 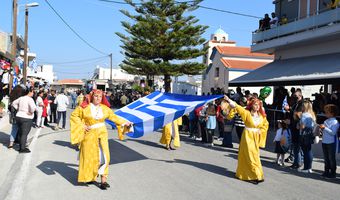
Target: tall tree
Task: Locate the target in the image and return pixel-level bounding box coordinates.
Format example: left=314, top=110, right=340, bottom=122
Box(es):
left=116, top=0, right=208, bottom=92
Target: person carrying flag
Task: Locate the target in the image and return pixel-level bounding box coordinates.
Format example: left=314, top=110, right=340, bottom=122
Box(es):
left=70, top=89, right=132, bottom=190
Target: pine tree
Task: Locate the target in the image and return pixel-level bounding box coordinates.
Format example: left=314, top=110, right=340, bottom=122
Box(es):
left=116, top=0, right=208, bottom=92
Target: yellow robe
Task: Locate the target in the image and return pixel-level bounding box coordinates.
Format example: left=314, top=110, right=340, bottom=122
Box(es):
left=160, top=118, right=181, bottom=148
left=70, top=104, right=127, bottom=182
left=234, top=105, right=269, bottom=181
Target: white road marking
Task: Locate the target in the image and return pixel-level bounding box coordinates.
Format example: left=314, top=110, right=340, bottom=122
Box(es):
left=5, top=128, right=42, bottom=200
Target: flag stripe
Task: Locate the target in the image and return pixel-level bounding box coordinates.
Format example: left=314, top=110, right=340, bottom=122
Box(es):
left=113, top=91, right=223, bottom=138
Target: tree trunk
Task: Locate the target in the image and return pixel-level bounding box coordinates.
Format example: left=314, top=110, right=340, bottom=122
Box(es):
left=164, top=74, right=171, bottom=93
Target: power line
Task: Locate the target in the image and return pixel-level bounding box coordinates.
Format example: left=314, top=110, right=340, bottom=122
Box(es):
left=37, top=56, right=108, bottom=64
left=97, top=0, right=261, bottom=19
left=44, top=0, right=109, bottom=56
left=198, top=5, right=261, bottom=19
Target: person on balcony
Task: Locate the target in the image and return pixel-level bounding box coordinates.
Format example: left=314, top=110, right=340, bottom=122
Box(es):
left=280, top=14, right=288, bottom=25
left=270, top=12, right=279, bottom=28
left=258, top=13, right=271, bottom=32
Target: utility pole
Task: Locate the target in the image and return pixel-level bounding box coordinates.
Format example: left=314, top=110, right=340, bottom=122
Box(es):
left=109, top=53, right=113, bottom=89
left=23, top=7, right=28, bottom=84
left=10, top=0, right=18, bottom=93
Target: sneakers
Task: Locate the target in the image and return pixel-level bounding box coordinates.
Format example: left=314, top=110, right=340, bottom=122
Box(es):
left=298, top=169, right=312, bottom=173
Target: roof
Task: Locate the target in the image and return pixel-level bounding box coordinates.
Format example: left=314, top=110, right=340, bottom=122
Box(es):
left=229, top=52, right=340, bottom=86
left=58, top=79, right=84, bottom=85
left=220, top=58, right=270, bottom=71
left=215, top=46, right=274, bottom=59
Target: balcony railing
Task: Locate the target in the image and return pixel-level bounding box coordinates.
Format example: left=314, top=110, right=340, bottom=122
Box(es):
left=252, top=8, right=340, bottom=44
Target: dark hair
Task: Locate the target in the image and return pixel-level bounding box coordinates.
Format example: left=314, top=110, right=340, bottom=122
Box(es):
left=9, top=85, right=26, bottom=103
left=324, top=104, right=339, bottom=116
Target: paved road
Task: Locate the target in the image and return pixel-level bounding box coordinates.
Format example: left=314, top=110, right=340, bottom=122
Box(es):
left=0, top=111, right=339, bottom=200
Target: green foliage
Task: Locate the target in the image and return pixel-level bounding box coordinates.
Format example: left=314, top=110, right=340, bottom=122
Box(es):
left=117, top=0, right=208, bottom=91
left=0, top=101, right=5, bottom=109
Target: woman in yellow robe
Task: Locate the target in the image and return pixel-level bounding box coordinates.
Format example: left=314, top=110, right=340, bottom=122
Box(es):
left=222, top=96, right=269, bottom=184
left=160, top=117, right=182, bottom=150
left=70, top=90, right=132, bottom=190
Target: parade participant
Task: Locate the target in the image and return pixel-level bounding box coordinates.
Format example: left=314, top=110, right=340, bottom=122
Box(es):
left=70, top=89, right=132, bottom=190
left=222, top=95, right=269, bottom=184
left=160, top=117, right=182, bottom=150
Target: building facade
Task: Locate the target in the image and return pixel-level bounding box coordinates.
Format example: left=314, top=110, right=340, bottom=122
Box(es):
left=243, top=0, right=340, bottom=96
left=202, top=29, right=273, bottom=95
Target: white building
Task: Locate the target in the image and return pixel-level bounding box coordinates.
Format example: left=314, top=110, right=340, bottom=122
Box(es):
left=202, top=28, right=273, bottom=96
left=27, top=64, right=55, bottom=83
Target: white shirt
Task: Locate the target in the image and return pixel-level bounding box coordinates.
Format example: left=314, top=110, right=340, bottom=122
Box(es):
left=12, top=96, right=37, bottom=119
left=54, top=94, right=69, bottom=112
left=36, top=96, right=43, bottom=111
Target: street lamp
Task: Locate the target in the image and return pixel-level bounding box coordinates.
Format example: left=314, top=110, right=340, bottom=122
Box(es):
left=23, top=2, right=39, bottom=84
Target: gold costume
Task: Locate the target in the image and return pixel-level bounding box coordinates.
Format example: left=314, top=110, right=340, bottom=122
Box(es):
left=234, top=105, right=269, bottom=181
left=70, top=104, right=127, bottom=182
left=160, top=117, right=182, bottom=148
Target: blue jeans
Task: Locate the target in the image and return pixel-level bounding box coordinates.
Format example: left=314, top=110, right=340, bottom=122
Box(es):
left=293, top=143, right=301, bottom=166
left=10, top=123, right=19, bottom=142
left=302, top=144, right=313, bottom=170
left=57, top=111, right=67, bottom=129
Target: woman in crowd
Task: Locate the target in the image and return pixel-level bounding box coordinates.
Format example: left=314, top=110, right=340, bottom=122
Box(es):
left=70, top=89, right=132, bottom=190
left=8, top=85, right=26, bottom=148
left=12, top=87, right=36, bottom=153
left=298, top=100, right=317, bottom=173
left=222, top=96, right=269, bottom=184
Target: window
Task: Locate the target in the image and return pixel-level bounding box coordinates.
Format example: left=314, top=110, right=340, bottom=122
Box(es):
left=215, top=67, right=219, bottom=77
left=222, top=37, right=226, bottom=41
left=213, top=36, right=217, bottom=41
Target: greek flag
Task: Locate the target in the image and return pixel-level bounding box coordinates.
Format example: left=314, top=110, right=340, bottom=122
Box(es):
left=12, top=71, right=18, bottom=88
left=282, top=96, right=288, bottom=113
left=114, top=91, right=223, bottom=138
left=29, top=58, right=38, bottom=71
left=16, top=57, right=24, bottom=70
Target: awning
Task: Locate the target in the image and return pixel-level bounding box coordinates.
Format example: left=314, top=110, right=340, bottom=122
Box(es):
left=229, top=53, right=340, bottom=86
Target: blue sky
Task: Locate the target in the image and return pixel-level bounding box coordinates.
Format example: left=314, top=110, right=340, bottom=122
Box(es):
left=0, top=0, right=274, bottom=80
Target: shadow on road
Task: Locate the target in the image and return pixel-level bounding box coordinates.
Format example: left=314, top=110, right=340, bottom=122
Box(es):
left=126, top=139, right=166, bottom=150
left=53, top=140, right=78, bottom=151
left=150, top=158, right=235, bottom=178
left=108, top=139, right=148, bottom=165
left=0, top=131, right=9, bottom=148
left=37, top=161, right=79, bottom=186
left=260, top=159, right=340, bottom=184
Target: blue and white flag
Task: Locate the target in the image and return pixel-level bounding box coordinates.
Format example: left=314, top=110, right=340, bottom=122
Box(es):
left=16, top=57, right=24, bottom=70
left=29, top=58, right=38, bottom=71
left=113, top=91, right=223, bottom=138
left=282, top=96, right=288, bottom=113
left=12, top=71, right=18, bottom=88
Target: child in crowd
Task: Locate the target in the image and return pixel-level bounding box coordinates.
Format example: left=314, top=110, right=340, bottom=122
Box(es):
left=273, top=120, right=290, bottom=166
left=206, top=102, right=216, bottom=147
left=320, top=104, right=339, bottom=179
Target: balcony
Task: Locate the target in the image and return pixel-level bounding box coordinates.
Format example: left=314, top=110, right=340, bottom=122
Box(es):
left=252, top=8, right=340, bottom=53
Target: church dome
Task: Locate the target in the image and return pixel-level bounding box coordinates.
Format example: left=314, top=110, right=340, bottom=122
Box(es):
left=214, top=28, right=227, bottom=35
